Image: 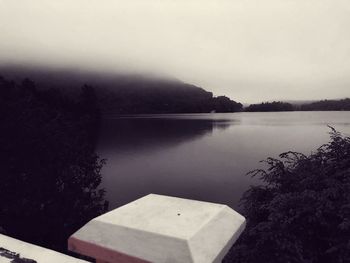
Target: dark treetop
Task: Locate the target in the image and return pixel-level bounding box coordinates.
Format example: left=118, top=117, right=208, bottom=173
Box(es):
left=0, top=76, right=108, bottom=253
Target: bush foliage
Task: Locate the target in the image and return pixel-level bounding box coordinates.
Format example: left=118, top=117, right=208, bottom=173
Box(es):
left=225, top=127, right=350, bottom=263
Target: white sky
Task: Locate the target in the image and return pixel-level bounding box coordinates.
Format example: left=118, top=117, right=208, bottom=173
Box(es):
left=1, top=0, right=350, bottom=103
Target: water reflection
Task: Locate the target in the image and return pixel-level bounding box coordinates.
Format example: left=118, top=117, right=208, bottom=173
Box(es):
left=98, top=115, right=243, bottom=210
left=98, top=112, right=350, bottom=211
left=99, top=116, right=236, bottom=155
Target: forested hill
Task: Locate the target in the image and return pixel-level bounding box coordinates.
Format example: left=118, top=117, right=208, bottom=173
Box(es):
left=0, top=65, right=242, bottom=114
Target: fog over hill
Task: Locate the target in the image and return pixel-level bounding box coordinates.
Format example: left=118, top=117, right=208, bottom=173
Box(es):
left=2, top=1, right=350, bottom=102
left=0, top=64, right=243, bottom=114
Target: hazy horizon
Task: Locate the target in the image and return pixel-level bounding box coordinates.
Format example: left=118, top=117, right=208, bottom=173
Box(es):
left=1, top=0, right=350, bottom=103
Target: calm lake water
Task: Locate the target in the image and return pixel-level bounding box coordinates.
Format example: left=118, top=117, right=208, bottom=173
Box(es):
left=97, top=111, right=350, bottom=211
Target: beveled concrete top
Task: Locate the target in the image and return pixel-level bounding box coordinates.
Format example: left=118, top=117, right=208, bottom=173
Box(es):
left=97, top=194, right=227, bottom=239
left=69, top=194, right=246, bottom=263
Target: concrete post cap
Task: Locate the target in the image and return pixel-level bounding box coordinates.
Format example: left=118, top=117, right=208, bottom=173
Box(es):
left=68, top=194, right=246, bottom=263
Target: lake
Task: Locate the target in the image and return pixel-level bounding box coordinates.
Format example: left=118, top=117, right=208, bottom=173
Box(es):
left=97, top=111, right=350, bottom=211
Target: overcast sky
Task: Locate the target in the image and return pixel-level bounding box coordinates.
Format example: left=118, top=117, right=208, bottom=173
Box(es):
left=1, top=0, right=350, bottom=103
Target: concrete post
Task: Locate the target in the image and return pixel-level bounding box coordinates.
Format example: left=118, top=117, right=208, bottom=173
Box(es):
left=68, top=194, right=246, bottom=263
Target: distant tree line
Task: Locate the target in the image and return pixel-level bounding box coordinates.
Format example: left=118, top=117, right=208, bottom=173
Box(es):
left=300, top=98, right=350, bottom=111
left=0, top=76, right=108, bottom=253
left=245, top=99, right=350, bottom=112
left=245, top=101, right=294, bottom=112
left=224, top=128, right=350, bottom=263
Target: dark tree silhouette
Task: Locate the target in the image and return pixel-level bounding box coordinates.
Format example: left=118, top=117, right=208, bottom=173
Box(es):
left=224, top=127, right=350, bottom=263
left=0, top=76, right=108, bottom=252
left=245, top=101, right=295, bottom=112
left=212, top=96, right=243, bottom=112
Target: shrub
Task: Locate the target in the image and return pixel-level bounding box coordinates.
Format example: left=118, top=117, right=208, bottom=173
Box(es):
left=225, top=127, right=350, bottom=263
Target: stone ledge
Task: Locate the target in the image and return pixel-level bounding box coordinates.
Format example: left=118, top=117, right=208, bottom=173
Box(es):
left=0, top=234, right=87, bottom=263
